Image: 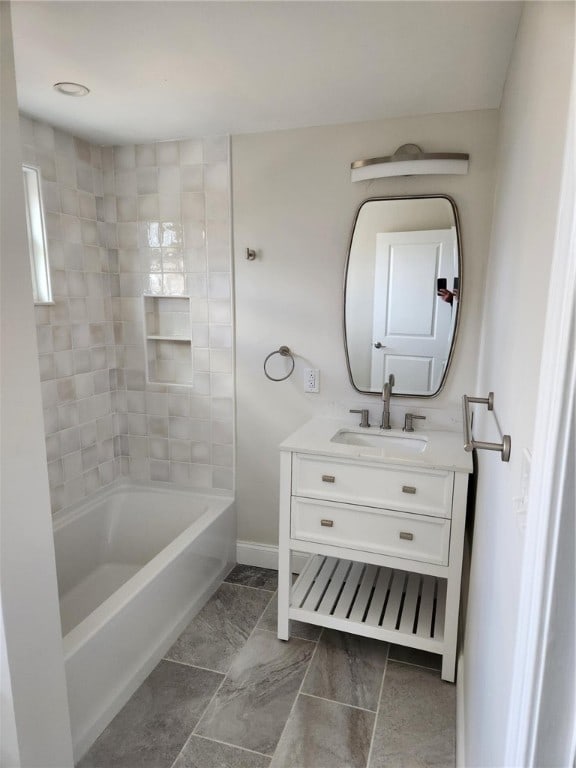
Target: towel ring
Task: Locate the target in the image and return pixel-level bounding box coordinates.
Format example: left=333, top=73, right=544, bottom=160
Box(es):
left=264, top=346, right=295, bottom=382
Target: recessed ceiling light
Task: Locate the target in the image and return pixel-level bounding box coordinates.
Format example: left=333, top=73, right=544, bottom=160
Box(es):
left=53, top=81, right=90, bottom=97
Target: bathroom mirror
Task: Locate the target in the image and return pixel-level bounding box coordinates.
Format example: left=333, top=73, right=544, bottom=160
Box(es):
left=344, top=195, right=461, bottom=397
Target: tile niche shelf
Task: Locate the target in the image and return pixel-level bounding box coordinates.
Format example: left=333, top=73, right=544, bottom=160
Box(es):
left=143, top=295, right=193, bottom=386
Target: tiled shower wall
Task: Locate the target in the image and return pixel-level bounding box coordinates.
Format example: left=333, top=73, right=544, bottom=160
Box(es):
left=20, top=115, right=121, bottom=513
left=20, top=116, right=233, bottom=512
left=106, top=138, right=234, bottom=491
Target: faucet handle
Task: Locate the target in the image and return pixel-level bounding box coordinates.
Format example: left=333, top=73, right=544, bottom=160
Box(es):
left=349, top=409, right=370, bottom=428
left=403, top=413, right=426, bottom=432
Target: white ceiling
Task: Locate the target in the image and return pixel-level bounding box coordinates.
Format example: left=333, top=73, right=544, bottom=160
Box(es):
left=11, top=1, right=522, bottom=146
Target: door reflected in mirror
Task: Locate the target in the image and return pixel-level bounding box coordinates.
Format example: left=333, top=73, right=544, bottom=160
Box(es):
left=344, top=196, right=461, bottom=397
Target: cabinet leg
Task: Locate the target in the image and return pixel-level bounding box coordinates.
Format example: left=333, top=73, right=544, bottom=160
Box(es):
left=277, top=548, right=291, bottom=641
left=441, top=647, right=456, bottom=683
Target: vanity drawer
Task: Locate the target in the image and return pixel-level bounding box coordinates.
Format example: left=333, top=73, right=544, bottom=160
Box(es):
left=291, top=498, right=450, bottom=566
left=292, top=455, right=453, bottom=518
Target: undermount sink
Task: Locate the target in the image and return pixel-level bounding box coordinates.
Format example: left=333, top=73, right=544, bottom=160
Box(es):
left=330, top=428, right=428, bottom=453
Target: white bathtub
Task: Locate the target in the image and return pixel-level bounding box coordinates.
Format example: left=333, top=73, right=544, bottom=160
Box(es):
left=52, top=482, right=236, bottom=761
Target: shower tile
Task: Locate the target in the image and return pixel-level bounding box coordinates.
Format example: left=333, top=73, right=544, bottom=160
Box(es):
left=179, top=138, right=203, bottom=165
left=53, top=351, right=74, bottom=378
left=156, top=140, right=179, bottom=166
left=63, top=476, right=85, bottom=507
left=189, top=419, right=210, bottom=442
left=25, top=118, right=233, bottom=516
left=210, top=348, right=232, bottom=373
left=44, top=406, right=59, bottom=435
left=180, top=164, right=203, bottom=192
left=165, top=582, right=271, bottom=673
left=170, top=439, right=191, bottom=462
left=210, top=372, right=233, bottom=397
left=138, top=193, right=160, bottom=220
left=208, top=299, right=232, bottom=325
left=136, top=143, right=156, bottom=168
left=204, top=162, right=229, bottom=191
left=149, top=437, right=169, bottom=460
left=368, top=661, right=456, bottom=768
left=158, top=166, right=181, bottom=195
left=207, top=242, right=231, bottom=271
left=212, top=468, right=233, bottom=490
left=211, top=397, right=233, bottom=421
left=181, top=192, right=205, bottom=221
left=190, top=442, right=210, bottom=463
left=212, top=444, right=233, bottom=467
left=170, top=461, right=191, bottom=484
left=211, top=419, right=233, bottom=444
left=203, top=136, right=228, bottom=164
left=62, top=451, right=82, bottom=482
left=195, top=630, right=314, bottom=755
left=78, top=660, right=222, bottom=768
left=114, top=144, right=136, bottom=170
left=224, top=565, right=278, bottom=592
left=150, top=459, right=170, bottom=481
left=190, top=395, right=211, bottom=419
left=209, top=325, right=232, bottom=349
left=173, top=736, right=270, bottom=768
left=270, top=694, right=374, bottom=768
left=301, top=629, right=388, bottom=711
left=57, top=402, right=79, bottom=430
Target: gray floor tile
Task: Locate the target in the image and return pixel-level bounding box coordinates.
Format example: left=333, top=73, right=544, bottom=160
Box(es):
left=302, top=629, right=388, bottom=711
left=257, top=592, right=322, bottom=641
left=225, top=565, right=278, bottom=592
left=369, top=662, right=456, bottom=768
left=270, top=693, right=375, bottom=768
left=78, top=660, right=223, bottom=768
left=173, top=735, right=271, bottom=768
left=165, top=582, right=272, bottom=672
left=195, top=629, right=315, bottom=756
left=388, top=643, right=442, bottom=671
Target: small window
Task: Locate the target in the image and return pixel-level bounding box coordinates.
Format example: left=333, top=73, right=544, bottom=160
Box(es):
left=22, top=164, right=53, bottom=304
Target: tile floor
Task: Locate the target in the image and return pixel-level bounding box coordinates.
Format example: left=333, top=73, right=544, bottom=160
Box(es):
left=78, top=565, right=455, bottom=768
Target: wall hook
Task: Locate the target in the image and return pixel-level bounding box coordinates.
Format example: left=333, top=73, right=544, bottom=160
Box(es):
left=246, top=248, right=257, bottom=261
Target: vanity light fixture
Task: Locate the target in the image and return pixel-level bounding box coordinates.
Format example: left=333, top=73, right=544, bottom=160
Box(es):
left=53, top=81, right=90, bottom=97
left=351, top=143, right=469, bottom=182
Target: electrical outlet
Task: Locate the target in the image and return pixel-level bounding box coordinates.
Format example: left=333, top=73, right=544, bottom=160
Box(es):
left=304, top=368, right=320, bottom=393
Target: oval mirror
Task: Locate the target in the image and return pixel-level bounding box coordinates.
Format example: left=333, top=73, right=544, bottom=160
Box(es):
left=344, top=195, right=462, bottom=397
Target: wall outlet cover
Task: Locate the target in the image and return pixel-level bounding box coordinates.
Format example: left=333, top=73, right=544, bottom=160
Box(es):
left=304, top=368, right=320, bottom=393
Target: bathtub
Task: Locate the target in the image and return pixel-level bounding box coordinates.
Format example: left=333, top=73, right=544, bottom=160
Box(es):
left=52, top=482, right=236, bottom=761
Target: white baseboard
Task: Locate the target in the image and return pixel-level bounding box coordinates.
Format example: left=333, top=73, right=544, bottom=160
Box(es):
left=456, top=650, right=466, bottom=767
left=236, top=540, right=308, bottom=574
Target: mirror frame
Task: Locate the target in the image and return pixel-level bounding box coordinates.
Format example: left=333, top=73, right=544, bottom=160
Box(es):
left=343, top=194, right=463, bottom=398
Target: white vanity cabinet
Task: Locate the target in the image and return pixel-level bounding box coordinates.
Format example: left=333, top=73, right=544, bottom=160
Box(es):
left=277, top=420, right=472, bottom=682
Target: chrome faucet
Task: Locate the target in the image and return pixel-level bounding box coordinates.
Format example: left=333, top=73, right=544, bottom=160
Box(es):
left=380, top=374, right=395, bottom=429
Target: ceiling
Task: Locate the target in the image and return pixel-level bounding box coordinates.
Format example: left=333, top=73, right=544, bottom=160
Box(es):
left=11, top=1, right=522, bottom=146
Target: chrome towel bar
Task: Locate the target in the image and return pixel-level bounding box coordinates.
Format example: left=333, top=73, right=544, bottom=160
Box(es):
left=462, top=392, right=511, bottom=462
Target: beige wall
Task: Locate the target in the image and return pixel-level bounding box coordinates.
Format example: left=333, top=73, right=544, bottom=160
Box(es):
left=0, top=4, right=73, bottom=764
left=232, top=109, right=498, bottom=544
left=464, top=3, right=574, bottom=765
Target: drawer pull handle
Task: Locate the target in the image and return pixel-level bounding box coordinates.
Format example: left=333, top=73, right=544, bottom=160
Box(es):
left=399, top=531, right=414, bottom=541
left=402, top=485, right=417, bottom=494
left=320, top=519, right=334, bottom=527
left=322, top=475, right=336, bottom=483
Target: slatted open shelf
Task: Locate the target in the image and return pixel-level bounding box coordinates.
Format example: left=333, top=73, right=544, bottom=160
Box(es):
left=289, top=555, right=447, bottom=653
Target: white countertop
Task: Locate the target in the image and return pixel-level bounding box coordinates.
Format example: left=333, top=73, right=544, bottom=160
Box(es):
left=280, top=418, right=473, bottom=474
